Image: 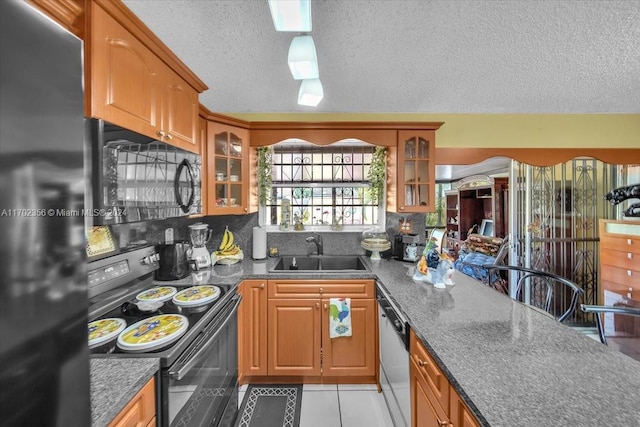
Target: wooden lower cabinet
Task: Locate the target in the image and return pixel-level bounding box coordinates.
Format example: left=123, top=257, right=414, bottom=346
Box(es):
left=411, top=358, right=449, bottom=427
left=238, top=280, right=268, bottom=380
left=322, top=298, right=376, bottom=377
left=450, top=386, right=480, bottom=427
left=268, top=298, right=322, bottom=376
left=410, top=330, right=480, bottom=427
left=239, top=279, right=376, bottom=383
left=108, top=377, right=156, bottom=427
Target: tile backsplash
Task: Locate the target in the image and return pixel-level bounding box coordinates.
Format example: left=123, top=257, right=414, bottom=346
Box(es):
left=105, top=211, right=426, bottom=259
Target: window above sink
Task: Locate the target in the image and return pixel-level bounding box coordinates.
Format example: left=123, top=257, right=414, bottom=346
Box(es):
left=260, top=140, right=385, bottom=232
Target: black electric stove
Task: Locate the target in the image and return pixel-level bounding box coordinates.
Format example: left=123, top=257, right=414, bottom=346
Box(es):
left=87, top=245, right=237, bottom=367
left=88, top=245, right=242, bottom=427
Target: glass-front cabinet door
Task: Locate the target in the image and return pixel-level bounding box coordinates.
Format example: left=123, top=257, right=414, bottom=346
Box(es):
left=207, top=122, right=249, bottom=214
left=397, top=130, right=436, bottom=212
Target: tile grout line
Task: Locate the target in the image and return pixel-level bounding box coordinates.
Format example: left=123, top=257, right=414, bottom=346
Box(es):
left=336, top=387, right=343, bottom=427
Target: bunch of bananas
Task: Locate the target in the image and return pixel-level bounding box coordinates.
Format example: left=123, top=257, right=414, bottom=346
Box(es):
left=215, top=226, right=241, bottom=257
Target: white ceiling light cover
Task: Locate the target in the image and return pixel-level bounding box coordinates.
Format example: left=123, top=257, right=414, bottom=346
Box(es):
left=288, top=35, right=319, bottom=80
left=298, top=78, right=323, bottom=107
left=268, top=0, right=312, bottom=32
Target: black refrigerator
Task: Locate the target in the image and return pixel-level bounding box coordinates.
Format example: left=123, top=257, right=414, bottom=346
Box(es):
left=0, top=1, right=90, bottom=426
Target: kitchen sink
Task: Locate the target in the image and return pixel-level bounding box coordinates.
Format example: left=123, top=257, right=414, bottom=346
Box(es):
left=270, top=256, right=368, bottom=272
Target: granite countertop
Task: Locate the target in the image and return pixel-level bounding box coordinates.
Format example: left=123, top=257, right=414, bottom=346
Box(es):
left=369, top=258, right=640, bottom=427
left=94, top=255, right=640, bottom=427
left=90, top=358, right=159, bottom=427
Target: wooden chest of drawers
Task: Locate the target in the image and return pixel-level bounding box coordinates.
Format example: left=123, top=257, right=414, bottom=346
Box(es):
left=600, top=220, right=640, bottom=302
left=598, top=220, right=639, bottom=350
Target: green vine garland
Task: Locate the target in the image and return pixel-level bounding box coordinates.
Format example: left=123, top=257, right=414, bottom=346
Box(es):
left=367, top=146, right=387, bottom=205
left=257, top=147, right=273, bottom=206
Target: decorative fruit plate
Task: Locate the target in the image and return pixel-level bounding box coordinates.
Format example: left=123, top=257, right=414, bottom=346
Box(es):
left=211, top=250, right=244, bottom=265
left=172, top=285, right=221, bottom=307
left=136, top=286, right=177, bottom=303
left=117, top=314, right=188, bottom=352
left=88, top=317, right=126, bottom=349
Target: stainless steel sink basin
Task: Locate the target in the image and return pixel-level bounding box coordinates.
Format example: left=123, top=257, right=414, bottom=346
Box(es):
left=270, top=256, right=368, bottom=272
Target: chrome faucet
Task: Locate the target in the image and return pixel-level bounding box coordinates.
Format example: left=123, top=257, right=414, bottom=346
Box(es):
left=305, top=233, right=323, bottom=255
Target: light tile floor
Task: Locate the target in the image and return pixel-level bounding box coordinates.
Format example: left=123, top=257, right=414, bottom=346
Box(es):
left=238, top=384, right=394, bottom=427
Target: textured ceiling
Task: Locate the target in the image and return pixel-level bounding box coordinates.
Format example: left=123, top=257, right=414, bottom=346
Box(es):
left=123, top=0, right=640, bottom=114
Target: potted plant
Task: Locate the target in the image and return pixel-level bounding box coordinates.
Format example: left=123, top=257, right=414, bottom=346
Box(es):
left=367, top=146, right=387, bottom=206
left=256, top=147, right=272, bottom=206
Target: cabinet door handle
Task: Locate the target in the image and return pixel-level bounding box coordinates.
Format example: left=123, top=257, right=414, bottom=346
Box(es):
left=315, top=302, right=320, bottom=309
left=165, top=133, right=173, bottom=140
left=437, top=420, right=450, bottom=427
left=628, top=270, right=633, bottom=277
left=259, top=283, right=265, bottom=289
left=417, top=359, right=427, bottom=367
left=323, top=303, right=328, bottom=310
left=628, top=253, right=633, bottom=260
left=628, top=239, right=633, bottom=245
left=157, top=130, right=166, bottom=138
left=319, top=287, right=323, bottom=294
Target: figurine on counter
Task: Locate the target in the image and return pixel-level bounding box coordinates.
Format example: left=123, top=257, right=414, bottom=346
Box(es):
left=413, top=246, right=455, bottom=289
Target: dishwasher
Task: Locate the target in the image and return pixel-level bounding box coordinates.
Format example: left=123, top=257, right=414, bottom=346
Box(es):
left=377, top=282, right=410, bottom=427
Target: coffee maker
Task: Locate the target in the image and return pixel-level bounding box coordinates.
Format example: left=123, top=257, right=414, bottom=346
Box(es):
left=188, top=222, right=212, bottom=269
left=401, top=233, right=420, bottom=262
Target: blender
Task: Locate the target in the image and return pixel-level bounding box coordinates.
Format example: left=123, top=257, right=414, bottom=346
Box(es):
left=188, top=223, right=213, bottom=269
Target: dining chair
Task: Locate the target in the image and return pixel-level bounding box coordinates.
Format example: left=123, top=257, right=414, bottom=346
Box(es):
left=580, top=304, right=640, bottom=345
left=480, top=265, right=584, bottom=322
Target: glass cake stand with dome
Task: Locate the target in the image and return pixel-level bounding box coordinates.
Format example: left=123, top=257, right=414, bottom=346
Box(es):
left=361, top=228, right=391, bottom=260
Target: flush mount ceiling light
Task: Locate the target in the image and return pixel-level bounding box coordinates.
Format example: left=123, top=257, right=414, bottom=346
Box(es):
left=268, top=0, right=312, bottom=32
left=288, top=35, right=319, bottom=80
left=298, top=78, right=323, bottom=107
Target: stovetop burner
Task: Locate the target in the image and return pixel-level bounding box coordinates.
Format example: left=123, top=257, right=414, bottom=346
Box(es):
left=90, top=284, right=230, bottom=355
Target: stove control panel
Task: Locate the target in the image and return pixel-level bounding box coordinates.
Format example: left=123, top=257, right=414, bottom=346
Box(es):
left=88, top=260, right=130, bottom=288
left=88, top=246, right=159, bottom=299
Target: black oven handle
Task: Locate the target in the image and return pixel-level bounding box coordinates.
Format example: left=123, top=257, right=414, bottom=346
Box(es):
left=168, top=295, right=242, bottom=381
left=175, top=158, right=195, bottom=213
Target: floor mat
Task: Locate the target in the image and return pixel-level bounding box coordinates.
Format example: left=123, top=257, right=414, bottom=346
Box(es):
left=236, top=384, right=303, bottom=427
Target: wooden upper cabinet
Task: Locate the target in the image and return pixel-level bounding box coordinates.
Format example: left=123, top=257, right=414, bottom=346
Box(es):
left=28, top=0, right=85, bottom=38
left=199, top=116, right=209, bottom=214
left=88, top=2, right=202, bottom=154
left=89, top=4, right=160, bottom=137
left=396, top=130, right=436, bottom=212
left=162, top=71, right=199, bottom=152
left=207, top=122, right=250, bottom=215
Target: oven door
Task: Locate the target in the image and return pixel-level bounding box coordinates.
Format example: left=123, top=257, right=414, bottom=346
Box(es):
left=162, top=296, right=240, bottom=427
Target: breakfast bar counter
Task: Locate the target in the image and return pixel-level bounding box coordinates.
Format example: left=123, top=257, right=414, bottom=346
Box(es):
left=369, top=259, right=640, bottom=427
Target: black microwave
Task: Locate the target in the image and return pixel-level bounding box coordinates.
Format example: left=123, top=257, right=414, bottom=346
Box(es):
left=86, top=118, right=202, bottom=225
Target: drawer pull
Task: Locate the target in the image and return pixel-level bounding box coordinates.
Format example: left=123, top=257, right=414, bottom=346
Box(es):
left=437, top=419, right=450, bottom=427
left=628, top=253, right=633, bottom=260
left=628, top=270, right=633, bottom=277
left=260, top=283, right=265, bottom=289
left=628, top=239, right=633, bottom=245
left=319, top=287, right=323, bottom=294
left=417, top=358, right=427, bottom=367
